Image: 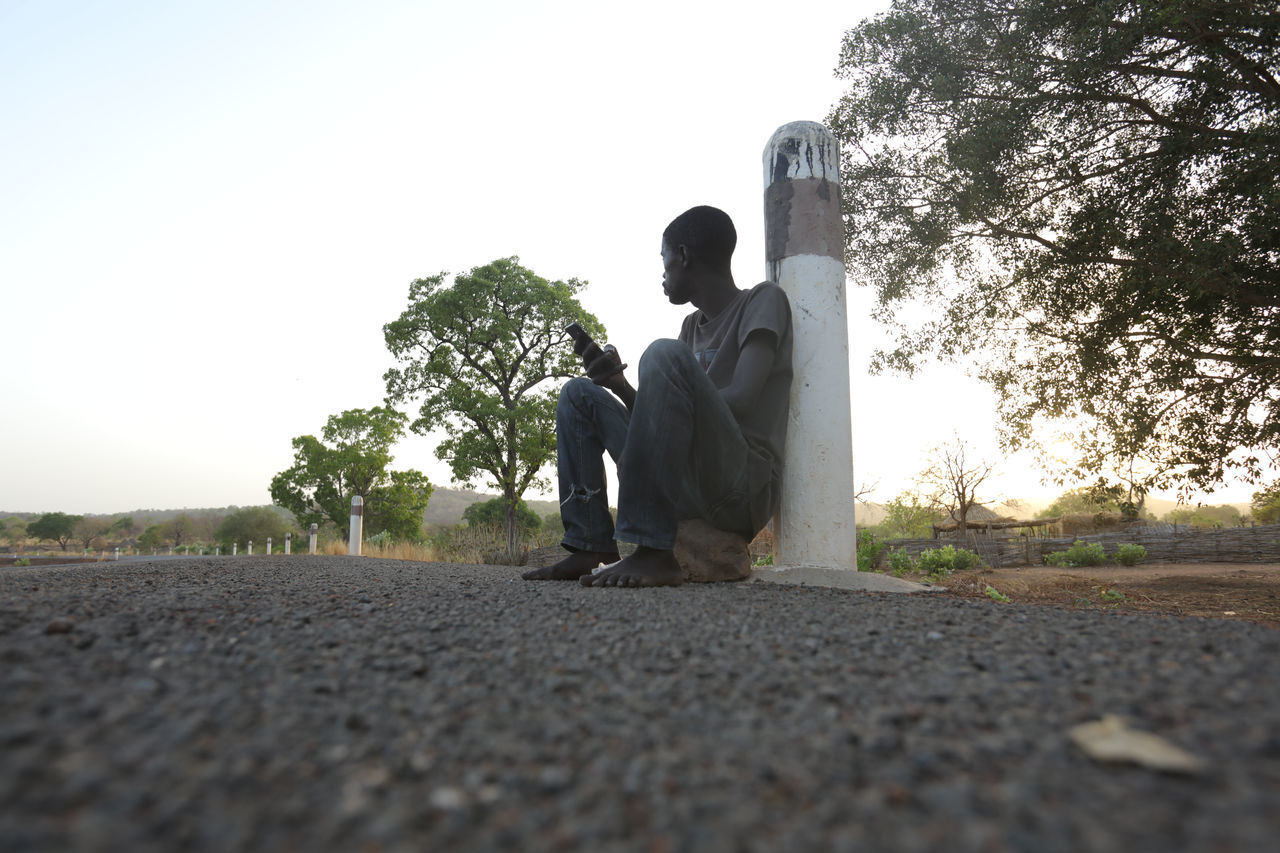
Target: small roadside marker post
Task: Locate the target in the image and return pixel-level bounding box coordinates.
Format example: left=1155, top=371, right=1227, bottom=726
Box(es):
left=309, top=523, right=318, bottom=555
left=349, top=496, right=363, bottom=556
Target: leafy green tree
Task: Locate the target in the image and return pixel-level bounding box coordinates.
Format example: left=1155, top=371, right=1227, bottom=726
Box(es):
left=542, top=511, right=565, bottom=537
left=215, top=507, right=292, bottom=550
left=367, top=469, right=435, bottom=542
left=1046, top=487, right=1124, bottom=518
left=270, top=407, right=433, bottom=542
left=162, top=514, right=194, bottom=548
left=1165, top=504, right=1243, bottom=529
left=463, top=497, right=542, bottom=538
left=384, top=257, right=603, bottom=559
left=138, top=525, right=165, bottom=551
left=3, top=518, right=28, bottom=548
left=877, top=493, right=937, bottom=539
left=1251, top=483, right=1280, bottom=524
left=28, top=512, right=81, bottom=551
left=109, top=516, right=137, bottom=538
left=829, top=0, right=1280, bottom=494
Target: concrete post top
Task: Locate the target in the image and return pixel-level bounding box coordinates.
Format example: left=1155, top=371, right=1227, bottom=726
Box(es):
left=764, top=121, right=839, bottom=186
left=310, top=523, right=318, bottom=532
left=351, top=496, right=363, bottom=506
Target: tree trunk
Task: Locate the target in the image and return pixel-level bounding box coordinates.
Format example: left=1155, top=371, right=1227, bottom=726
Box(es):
left=504, top=490, right=518, bottom=563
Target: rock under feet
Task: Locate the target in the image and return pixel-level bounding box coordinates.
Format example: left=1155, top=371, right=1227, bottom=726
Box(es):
left=674, top=519, right=751, bottom=583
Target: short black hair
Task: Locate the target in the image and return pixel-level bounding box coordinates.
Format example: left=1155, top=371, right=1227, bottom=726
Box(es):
left=663, top=206, right=736, bottom=271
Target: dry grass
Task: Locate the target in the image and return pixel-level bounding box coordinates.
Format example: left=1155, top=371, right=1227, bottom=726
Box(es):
left=317, top=522, right=561, bottom=565
left=365, top=541, right=440, bottom=562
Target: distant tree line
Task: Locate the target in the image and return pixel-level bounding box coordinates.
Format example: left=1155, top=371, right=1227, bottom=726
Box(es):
left=4, top=506, right=303, bottom=554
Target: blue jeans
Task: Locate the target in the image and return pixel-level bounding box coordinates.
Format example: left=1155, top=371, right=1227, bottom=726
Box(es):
left=557, top=339, right=757, bottom=551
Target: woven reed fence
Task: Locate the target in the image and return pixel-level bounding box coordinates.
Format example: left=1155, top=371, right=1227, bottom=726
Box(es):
left=881, top=523, right=1280, bottom=568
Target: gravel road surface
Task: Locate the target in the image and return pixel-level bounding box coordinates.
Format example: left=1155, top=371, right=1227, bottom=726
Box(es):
left=2, top=556, right=1277, bottom=851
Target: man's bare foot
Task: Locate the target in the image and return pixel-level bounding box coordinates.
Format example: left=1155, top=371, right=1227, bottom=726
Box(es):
left=522, top=549, right=620, bottom=580
left=579, top=546, right=683, bottom=587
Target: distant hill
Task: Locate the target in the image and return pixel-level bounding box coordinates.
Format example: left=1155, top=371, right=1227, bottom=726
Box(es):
left=423, top=488, right=560, bottom=528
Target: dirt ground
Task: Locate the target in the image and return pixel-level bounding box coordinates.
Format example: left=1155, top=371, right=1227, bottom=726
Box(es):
left=928, top=562, right=1280, bottom=630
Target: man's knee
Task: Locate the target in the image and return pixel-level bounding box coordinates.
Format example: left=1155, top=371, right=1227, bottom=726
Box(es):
left=638, top=338, right=695, bottom=380
left=560, top=376, right=603, bottom=409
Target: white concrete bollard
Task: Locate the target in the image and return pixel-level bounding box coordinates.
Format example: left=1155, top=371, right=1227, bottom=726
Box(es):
left=216, top=546, right=220, bottom=556
left=168, top=546, right=173, bottom=556
left=349, top=496, right=363, bottom=556
left=266, top=537, right=272, bottom=555
left=309, top=523, right=318, bottom=555
left=233, top=543, right=238, bottom=556
left=248, top=540, right=253, bottom=556
left=763, top=120, right=858, bottom=570
left=285, top=532, right=291, bottom=555
left=114, top=547, right=119, bottom=561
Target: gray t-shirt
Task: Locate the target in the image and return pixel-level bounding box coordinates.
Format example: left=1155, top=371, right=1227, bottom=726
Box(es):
left=679, top=281, right=793, bottom=528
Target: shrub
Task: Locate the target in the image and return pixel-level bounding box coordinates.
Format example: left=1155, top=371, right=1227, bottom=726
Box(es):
left=856, top=530, right=886, bottom=571
left=1045, top=540, right=1107, bottom=567
left=984, top=584, right=1011, bottom=603
left=14, top=557, right=30, bottom=567
left=887, top=549, right=915, bottom=575
left=365, top=530, right=394, bottom=547
left=1113, top=543, right=1147, bottom=566
left=917, top=544, right=981, bottom=576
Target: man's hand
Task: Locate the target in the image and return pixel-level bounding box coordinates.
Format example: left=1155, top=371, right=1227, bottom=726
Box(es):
left=580, top=342, right=635, bottom=407
left=576, top=339, right=624, bottom=383
left=584, top=344, right=624, bottom=384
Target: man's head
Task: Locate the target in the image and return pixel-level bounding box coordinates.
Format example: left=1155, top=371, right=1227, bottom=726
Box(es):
left=661, top=206, right=737, bottom=305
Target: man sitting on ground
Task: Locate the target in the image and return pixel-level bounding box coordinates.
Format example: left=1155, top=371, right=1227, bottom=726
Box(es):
left=522, top=205, right=793, bottom=587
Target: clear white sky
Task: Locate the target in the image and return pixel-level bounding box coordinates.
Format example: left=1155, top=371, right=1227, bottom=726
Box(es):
left=0, top=0, right=1260, bottom=515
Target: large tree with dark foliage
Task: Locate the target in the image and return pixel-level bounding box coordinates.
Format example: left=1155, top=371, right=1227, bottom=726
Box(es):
left=27, top=512, right=81, bottom=551
left=270, top=407, right=434, bottom=543
left=384, top=257, right=603, bottom=561
left=829, top=0, right=1279, bottom=494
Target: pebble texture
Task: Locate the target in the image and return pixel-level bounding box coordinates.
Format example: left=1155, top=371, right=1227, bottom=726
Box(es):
left=2, top=557, right=1278, bottom=851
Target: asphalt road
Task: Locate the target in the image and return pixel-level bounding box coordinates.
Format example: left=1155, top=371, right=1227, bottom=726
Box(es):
left=2, top=556, right=1277, bottom=851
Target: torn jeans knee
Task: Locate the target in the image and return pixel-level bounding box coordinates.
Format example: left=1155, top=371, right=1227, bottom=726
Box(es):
left=561, top=483, right=602, bottom=506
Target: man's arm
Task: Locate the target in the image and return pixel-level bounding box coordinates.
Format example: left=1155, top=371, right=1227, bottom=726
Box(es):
left=585, top=348, right=638, bottom=410
left=720, top=329, right=777, bottom=420
left=587, top=329, right=776, bottom=415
